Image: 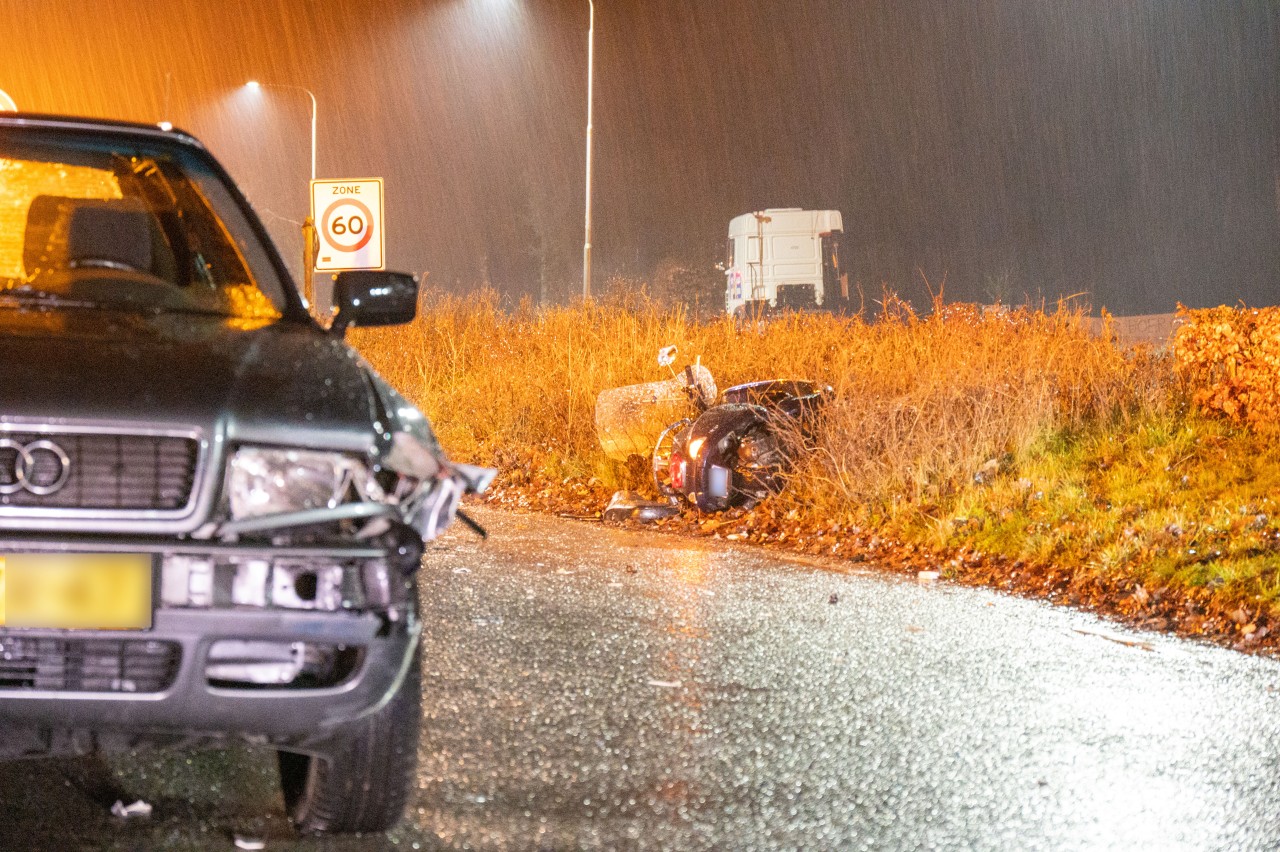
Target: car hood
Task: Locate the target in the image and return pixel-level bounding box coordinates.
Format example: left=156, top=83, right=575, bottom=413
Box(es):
left=0, top=306, right=380, bottom=453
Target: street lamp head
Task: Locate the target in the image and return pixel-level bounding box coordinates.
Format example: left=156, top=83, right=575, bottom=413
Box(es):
left=241, top=79, right=319, bottom=184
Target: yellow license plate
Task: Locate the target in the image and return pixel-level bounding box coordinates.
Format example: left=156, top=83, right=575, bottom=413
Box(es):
left=0, top=554, right=152, bottom=630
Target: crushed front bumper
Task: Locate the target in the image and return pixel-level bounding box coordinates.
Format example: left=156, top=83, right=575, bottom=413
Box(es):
left=0, top=533, right=420, bottom=757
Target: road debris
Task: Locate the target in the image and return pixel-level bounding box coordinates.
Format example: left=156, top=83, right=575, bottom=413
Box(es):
left=233, top=834, right=267, bottom=850
left=603, top=491, right=681, bottom=523
left=646, top=679, right=683, bottom=689
left=110, top=799, right=152, bottom=820
left=917, top=570, right=940, bottom=583
left=1071, top=627, right=1155, bottom=651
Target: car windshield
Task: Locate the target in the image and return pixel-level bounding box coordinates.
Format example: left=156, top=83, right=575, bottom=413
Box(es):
left=0, top=128, right=289, bottom=320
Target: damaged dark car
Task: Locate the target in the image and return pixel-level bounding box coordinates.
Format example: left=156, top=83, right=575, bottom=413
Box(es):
left=0, top=114, right=489, bottom=835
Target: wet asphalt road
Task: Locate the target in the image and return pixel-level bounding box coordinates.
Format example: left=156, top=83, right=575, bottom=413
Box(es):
left=2, top=506, right=1280, bottom=850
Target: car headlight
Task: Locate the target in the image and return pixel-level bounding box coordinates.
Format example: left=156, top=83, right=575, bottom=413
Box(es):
left=226, top=447, right=368, bottom=520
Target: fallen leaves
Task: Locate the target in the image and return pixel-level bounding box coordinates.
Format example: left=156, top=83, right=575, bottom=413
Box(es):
left=1174, top=304, right=1280, bottom=431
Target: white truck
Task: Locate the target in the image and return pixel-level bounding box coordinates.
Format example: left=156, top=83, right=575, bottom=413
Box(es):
left=723, top=208, right=849, bottom=317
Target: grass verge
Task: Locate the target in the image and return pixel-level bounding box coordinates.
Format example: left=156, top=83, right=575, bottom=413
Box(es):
left=355, top=293, right=1280, bottom=653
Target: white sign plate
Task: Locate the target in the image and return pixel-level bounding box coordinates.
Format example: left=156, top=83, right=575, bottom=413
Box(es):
left=311, top=178, right=385, bottom=271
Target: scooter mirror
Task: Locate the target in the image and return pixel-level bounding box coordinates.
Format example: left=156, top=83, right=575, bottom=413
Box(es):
left=657, top=345, right=678, bottom=368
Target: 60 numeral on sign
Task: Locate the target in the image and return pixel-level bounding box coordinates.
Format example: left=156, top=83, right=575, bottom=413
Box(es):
left=331, top=215, right=363, bottom=236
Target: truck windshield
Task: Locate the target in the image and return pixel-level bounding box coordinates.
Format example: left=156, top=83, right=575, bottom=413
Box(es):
left=0, top=129, right=289, bottom=320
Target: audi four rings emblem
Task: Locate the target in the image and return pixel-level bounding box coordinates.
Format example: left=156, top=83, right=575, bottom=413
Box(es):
left=0, top=438, right=71, bottom=495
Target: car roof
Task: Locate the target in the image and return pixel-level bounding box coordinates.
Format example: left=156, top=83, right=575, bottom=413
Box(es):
left=0, top=112, right=204, bottom=150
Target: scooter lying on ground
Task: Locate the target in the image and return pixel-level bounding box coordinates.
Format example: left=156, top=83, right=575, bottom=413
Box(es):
left=595, top=346, right=829, bottom=515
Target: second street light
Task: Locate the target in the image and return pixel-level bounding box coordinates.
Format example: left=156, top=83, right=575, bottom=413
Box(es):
left=244, top=80, right=319, bottom=307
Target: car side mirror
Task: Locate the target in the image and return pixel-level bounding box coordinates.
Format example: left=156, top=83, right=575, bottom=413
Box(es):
left=330, top=270, right=417, bottom=336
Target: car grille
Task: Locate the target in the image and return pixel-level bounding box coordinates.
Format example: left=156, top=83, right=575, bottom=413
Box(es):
left=0, top=637, right=181, bottom=693
left=0, top=432, right=198, bottom=512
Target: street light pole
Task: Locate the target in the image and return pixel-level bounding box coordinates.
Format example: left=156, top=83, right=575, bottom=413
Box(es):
left=582, top=0, right=594, bottom=300
left=245, top=80, right=319, bottom=307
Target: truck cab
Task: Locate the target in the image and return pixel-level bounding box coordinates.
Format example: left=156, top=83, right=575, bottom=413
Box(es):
left=723, top=208, right=849, bottom=317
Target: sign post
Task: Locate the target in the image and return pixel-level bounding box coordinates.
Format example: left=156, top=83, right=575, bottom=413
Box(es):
left=310, top=178, right=385, bottom=272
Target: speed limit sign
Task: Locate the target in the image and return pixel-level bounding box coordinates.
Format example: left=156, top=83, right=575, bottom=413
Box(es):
left=310, top=178, right=385, bottom=271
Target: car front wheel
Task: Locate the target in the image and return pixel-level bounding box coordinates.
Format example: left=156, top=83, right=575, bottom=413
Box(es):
left=278, top=652, right=421, bottom=835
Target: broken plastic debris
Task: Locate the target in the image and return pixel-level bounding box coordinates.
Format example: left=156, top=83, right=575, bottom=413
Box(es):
left=233, top=835, right=267, bottom=851
left=917, top=570, right=940, bottom=583
left=603, top=491, right=681, bottom=523
left=110, top=799, right=152, bottom=819
left=646, top=679, right=682, bottom=688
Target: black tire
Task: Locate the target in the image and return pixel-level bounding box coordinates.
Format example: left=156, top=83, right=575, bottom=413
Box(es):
left=278, top=650, right=421, bottom=835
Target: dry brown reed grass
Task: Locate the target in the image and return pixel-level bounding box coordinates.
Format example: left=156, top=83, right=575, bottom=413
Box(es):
left=786, top=301, right=1170, bottom=520
left=354, top=291, right=1170, bottom=521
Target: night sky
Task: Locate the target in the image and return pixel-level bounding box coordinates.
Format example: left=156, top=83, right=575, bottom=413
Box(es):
left=3, top=0, right=1278, bottom=313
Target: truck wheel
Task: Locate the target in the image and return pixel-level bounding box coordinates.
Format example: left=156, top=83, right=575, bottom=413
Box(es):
left=278, top=652, right=421, bottom=835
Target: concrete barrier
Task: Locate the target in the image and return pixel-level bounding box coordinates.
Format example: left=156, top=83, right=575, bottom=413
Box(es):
left=1085, top=313, right=1181, bottom=348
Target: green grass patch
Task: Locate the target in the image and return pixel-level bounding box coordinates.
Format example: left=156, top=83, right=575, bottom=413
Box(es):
left=909, top=414, right=1280, bottom=608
